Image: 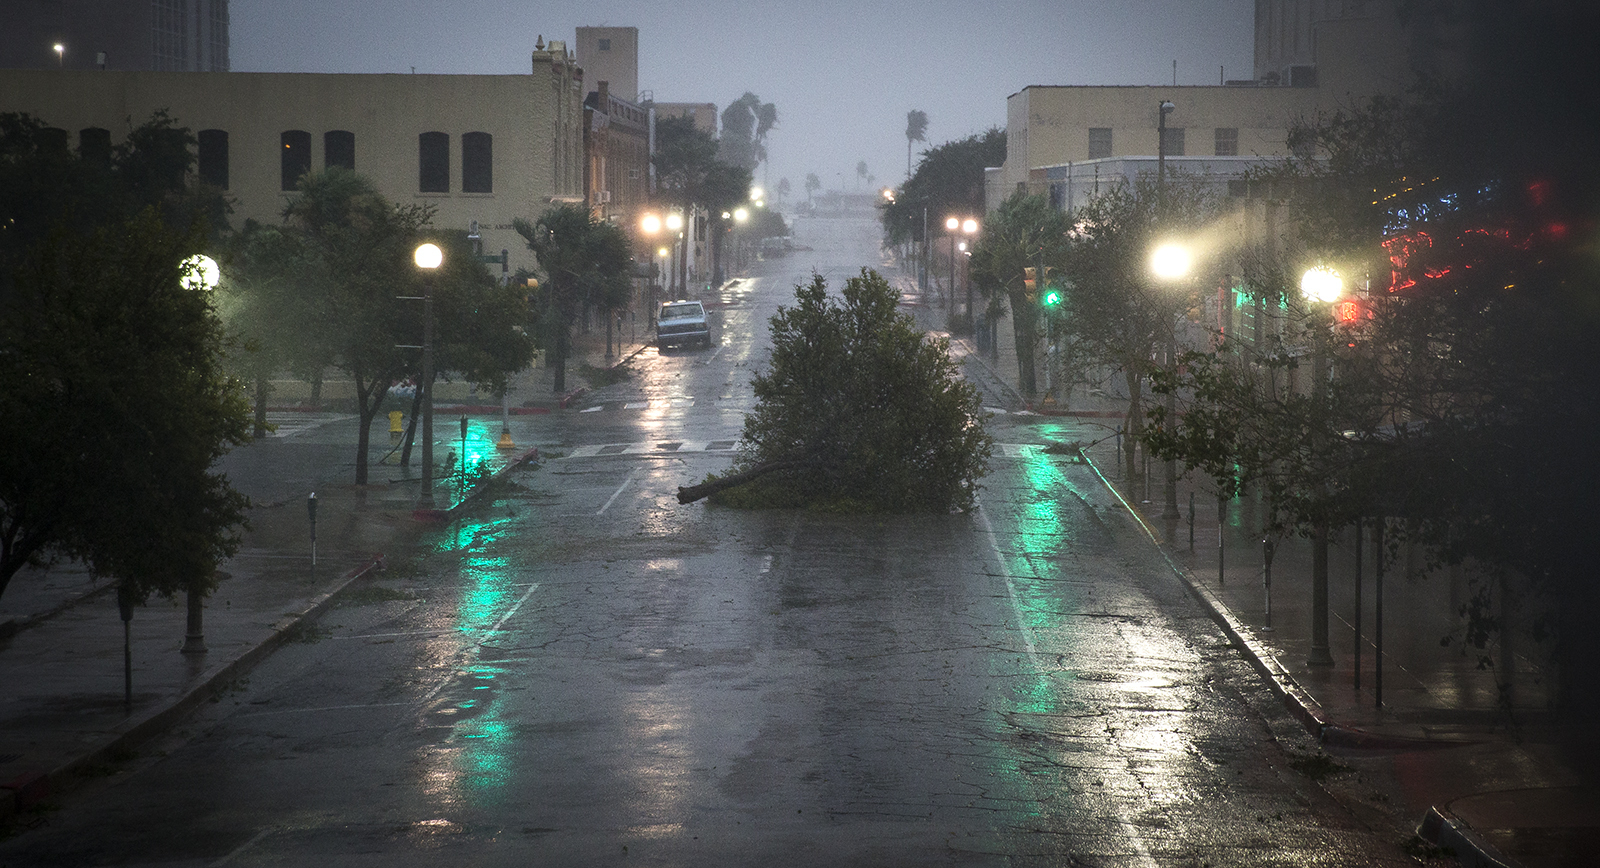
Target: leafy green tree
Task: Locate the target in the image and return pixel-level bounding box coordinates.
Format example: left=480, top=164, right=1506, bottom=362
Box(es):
left=266, top=169, right=434, bottom=484
left=967, top=192, right=1075, bottom=399
left=0, top=111, right=247, bottom=604
left=683, top=269, right=991, bottom=512
left=1055, top=179, right=1213, bottom=478
left=719, top=92, right=778, bottom=173
left=515, top=204, right=632, bottom=393
left=879, top=127, right=1005, bottom=249
left=905, top=109, right=928, bottom=179
left=1, top=213, right=250, bottom=603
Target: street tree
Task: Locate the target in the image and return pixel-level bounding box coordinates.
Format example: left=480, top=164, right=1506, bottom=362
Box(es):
left=268, top=169, right=434, bottom=484
left=0, top=111, right=248, bottom=605
left=1054, top=180, right=1214, bottom=479
left=804, top=173, right=821, bottom=202
left=718, top=92, right=778, bottom=174
left=967, top=192, right=1074, bottom=399
left=681, top=269, right=991, bottom=512
left=905, top=109, right=928, bottom=179
left=514, top=204, right=633, bottom=394
left=1142, top=2, right=1600, bottom=708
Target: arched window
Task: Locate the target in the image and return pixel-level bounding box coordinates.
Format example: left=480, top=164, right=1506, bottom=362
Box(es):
left=198, top=129, right=228, bottom=188
left=324, top=130, right=354, bottom=171
left=462, top=132, right=492, bottom=193
left=79, top=127, right=111, bottom=166
left=419, top=131, right=449, bottom=192
left=281, top=130, right=311, bottom=191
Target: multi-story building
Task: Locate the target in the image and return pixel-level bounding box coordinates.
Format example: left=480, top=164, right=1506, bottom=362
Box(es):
left=583, top=81, right=651, bottom=225
left=575, top=27, right=639, bottom=103
left=1, top=0, right=231, bottom=72
left=997, top=0, right=1408, bottom=209
left=0, top=40, right=586, bottom=277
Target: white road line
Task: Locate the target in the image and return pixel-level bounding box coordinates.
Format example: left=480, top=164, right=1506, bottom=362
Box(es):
left=977, top=500, right=1157, bottom=868
left=210, top=827, right=276, bottom=866
left=420, top=581, right=542, bottom=704
left=238, top=702, right=412, bottom=718
left=597, top=467, right=640, bottom=515
left=978, top=505, right=1040, bottom=663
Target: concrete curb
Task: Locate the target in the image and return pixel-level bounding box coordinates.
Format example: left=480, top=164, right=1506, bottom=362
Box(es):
left=12, top=553, right=386, bottom=820
left=1418, top=806, right=1518, bottom=868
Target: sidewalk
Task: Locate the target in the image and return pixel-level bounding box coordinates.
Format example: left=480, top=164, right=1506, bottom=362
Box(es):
left=949, top=320, right=1599, bottom=867
left=0, top=328, right=649, bottom=827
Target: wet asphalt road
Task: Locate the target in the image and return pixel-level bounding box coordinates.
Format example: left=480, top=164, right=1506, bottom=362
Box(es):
left=0, top=217, right=1415, bottom=866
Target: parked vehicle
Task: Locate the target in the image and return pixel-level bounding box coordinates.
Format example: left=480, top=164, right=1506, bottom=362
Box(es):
left=656, top=300, right=711, bottom=349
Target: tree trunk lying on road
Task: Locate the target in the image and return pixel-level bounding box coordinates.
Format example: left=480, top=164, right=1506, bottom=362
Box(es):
left=677, top=457, right=819, bottom=504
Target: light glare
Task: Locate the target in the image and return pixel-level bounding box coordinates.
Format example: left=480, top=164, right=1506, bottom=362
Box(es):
left=1301, top=266, right=1343, bottom=303
left=1150, top=243, right=1192, bottom=280
left=414, top=242, right=443, bottom=270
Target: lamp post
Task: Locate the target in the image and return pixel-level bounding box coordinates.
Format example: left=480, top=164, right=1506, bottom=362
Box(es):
left=415, top=242, right=442, bottom=508
left=640, top=213, right=662, bottom=325
left=1300, top=265, right=1342, bottom=667
left=179, top=254, right=220, bottom=654
left=665, top=211, right=684, bottom=298
left=54, top=43, right=64, bottom=67
left=1151, top=242, right=1191, bottom=520
left=945, top=217, right=979, bottom=325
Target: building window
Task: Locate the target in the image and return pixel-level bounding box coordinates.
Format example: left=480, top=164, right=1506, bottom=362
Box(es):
left=79, top=127, right=111, bottom=166
left=152, top=0, right=188, bottom=70
left=462, top=132, right=492, bottom=193
left=419, top=131, right=449, bottom=192
left=1227, top=179, right=1248, bottom=198
left=198, top=129, right=228, bottom=189
left=281, top=130, right=311, bottom=191
left=1160, top=127, right=1185, bottom=157
left=1088, top=127, right=1112, bottom=159
left=325, top=130, right=355, bottom=170
left=598, top=38, right=611, bottom=50
left=1215, top=127, right=1239, bottom=157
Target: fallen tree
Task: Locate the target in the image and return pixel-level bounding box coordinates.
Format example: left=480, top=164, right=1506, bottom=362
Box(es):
left=684, top=269, right=991, bottom=512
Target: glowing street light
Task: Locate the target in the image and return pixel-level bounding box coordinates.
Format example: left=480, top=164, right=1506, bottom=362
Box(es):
left=180, top=254, right=220, bottom=292
left=54, top=43, right=64, bottom=67
left=1300, top=265, right=1344, bottom=303
left=1150, top=242, right=1193, bottom=281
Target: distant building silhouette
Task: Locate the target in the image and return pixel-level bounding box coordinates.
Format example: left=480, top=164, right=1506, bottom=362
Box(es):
left=1, top=0, right=230, bottom=71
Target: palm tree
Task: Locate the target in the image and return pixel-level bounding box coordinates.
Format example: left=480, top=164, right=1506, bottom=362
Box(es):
left=905, top=109, right=928, bottom=179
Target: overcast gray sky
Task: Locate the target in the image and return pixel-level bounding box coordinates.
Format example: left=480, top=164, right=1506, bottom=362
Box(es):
left=233, top=0, right=1253, bottom=202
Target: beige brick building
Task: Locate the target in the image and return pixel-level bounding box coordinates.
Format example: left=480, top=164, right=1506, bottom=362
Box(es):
left=999, top=0, right=1409, bottom=207
left=0, top=41, right=586, bottom=277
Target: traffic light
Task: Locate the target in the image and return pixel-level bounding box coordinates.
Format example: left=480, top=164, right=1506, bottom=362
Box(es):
left=1023, top=266, right=1037, bottom=302
left=1042, top=287, right=1062, bottom=307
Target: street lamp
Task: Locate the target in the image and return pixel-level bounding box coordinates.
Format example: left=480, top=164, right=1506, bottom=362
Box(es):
left=179, top=253, right=219, bottom=655
left=945, top=216, right=979, bottom=324
left=640, top=214, right=663, bottom=325
left=665, top=211, right=684, bottom=297
left=53, top=43, right=64, bottom=67
left=1150, top=241, right=1191, bottom=520
left=414, top=242, right=442, bottom=508
left=1299, top=264, right=1343, bottom=667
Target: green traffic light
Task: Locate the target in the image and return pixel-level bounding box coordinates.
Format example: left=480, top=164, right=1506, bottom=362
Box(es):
left=1042, top=289, right=1062, bottom=306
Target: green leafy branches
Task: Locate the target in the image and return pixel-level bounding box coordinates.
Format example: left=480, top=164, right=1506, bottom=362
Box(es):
left=728, top=269, right=992, bottom=512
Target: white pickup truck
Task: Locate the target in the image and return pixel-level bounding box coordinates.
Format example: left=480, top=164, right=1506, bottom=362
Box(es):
left=656, top=300, right=711, bottom=349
